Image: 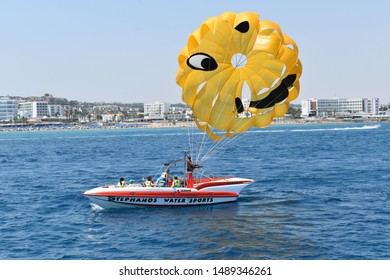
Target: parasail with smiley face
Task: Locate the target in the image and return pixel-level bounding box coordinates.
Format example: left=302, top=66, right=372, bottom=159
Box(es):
left=176, top=12, right=302, bottom=141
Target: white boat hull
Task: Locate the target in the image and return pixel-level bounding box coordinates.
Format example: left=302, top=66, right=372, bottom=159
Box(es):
left=84, top=178, right=254, bottom=209
left=86, top=195, right=238, bottom=208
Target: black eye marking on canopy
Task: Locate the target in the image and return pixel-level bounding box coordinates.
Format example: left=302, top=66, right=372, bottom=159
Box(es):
left=235, top=21, right=249, bottom=33
left=187, top=53, right=218, bottom=71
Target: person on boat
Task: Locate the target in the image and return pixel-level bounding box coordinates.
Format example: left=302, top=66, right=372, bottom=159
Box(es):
left=187, top=155, right=199, bottom=173
left=165, top=168, right=172, bottom=187
left=187, top=155, right=199, bottom=188
left=144, top=176, right=154, bottom=187
left=172, top=175, right=181, bottom=188
left=117, top=177, right=126, bottom=187
left=156, top=172, right=168, bottom=187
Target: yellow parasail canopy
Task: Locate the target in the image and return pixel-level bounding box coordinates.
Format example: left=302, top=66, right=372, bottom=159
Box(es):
left=176, top=12, right=302, bottom=141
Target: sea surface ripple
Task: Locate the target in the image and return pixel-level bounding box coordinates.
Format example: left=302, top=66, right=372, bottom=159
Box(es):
left=0, top=123, right=389, bottom=259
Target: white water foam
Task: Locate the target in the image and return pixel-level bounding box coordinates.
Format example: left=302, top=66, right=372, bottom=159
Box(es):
left=290, top=124, right=381, bottom=132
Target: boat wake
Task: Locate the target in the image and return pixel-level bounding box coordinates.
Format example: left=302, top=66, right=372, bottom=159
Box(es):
left=90, top=203, right=105, bottom=212
left=291, top=124, right=381, bottom=132
left=247, top=124, right=381, bottom=134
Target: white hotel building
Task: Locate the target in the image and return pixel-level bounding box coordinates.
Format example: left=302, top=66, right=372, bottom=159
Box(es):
left=0, top=97, right=18, bottom=121
left=144, top=101, right=170, bottom=120
left=48, top=104, right=64, bottom=117
left=18, top=101, right=49, bottom=119
left=301, top=98, right=380, bottom=117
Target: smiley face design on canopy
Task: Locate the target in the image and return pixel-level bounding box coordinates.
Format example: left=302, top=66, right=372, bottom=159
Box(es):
left=176, top=12, right=302, bottom=141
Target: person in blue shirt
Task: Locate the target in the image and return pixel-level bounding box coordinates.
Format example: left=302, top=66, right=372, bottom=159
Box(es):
left=156, top=172, right=168, bottom=187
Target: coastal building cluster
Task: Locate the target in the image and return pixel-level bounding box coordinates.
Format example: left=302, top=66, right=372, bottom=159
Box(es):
left=0, top=95, right=190, bottom=123
left=1, top=94, right=389, bottom=125
left=301, top=98, right=388, bottom=118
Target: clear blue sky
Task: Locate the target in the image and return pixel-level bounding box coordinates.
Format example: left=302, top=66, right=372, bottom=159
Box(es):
left=1, top=0, right=389, bottom=104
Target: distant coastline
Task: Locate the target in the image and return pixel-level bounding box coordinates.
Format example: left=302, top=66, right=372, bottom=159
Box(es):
left=0, top=121, right=195, bottom=132
left=1, top=118, right=389, bottom=133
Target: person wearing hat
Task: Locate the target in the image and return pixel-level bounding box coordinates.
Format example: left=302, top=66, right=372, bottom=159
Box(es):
left=156, top=172, right=168, bottom=187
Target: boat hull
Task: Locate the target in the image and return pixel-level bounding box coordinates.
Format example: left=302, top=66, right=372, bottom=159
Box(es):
left=84, top=178, right=254, bottom=208
left=86, top=193, right=238, bottom=208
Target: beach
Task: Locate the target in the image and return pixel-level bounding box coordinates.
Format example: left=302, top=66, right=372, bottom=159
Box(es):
left=1, top=117, right=389, bottom=132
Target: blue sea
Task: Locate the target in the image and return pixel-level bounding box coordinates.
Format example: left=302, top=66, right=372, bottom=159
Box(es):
left=0, top=122, right=389, bottom=260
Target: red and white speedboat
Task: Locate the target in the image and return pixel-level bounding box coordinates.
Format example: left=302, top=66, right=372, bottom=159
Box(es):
left=84, top=151, right=254, bottom=209
left=84, top=177, right=254, bottom=208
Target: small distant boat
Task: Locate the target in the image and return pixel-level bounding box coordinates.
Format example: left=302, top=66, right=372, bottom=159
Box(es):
left=84, top=151, right=254, bottom=208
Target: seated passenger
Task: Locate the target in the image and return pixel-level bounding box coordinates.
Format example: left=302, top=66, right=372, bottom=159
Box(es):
left=172, top=175, right=181, bottom=188
left=156, top=172, right=168, bottom=187
left=144, top=176, right=154, bottom=187
left=117, top=177, right=126, bottom=187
